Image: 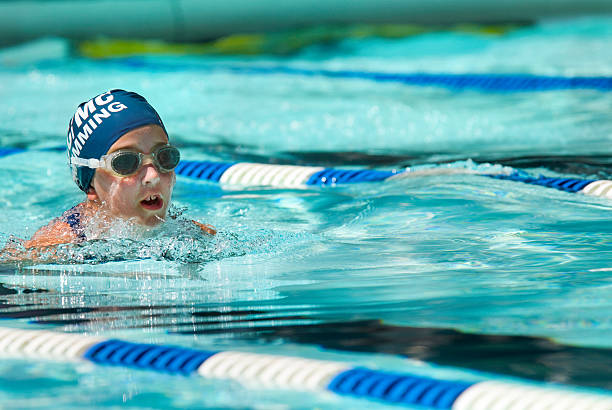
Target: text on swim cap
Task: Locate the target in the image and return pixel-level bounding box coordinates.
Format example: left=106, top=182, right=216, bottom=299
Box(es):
left=68, top=92, right=128, bottom=157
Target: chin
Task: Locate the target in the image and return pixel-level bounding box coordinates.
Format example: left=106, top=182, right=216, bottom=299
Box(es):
left=139, top=211, right=167, bottom=226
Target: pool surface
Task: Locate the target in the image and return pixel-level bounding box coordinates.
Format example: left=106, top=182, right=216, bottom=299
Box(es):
left=0, top=17, right=611, bottom=408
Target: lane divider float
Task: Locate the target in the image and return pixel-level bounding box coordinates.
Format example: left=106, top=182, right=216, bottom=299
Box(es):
left=0, top=326, right=611, bottom=409
left=108, top=59, right=612, bottom=93
left=175, top=159, right=612, bottom=200
left=1, top=148, right=610, bottom=199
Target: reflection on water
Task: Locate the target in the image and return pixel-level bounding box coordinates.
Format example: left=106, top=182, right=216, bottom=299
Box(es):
left=1, top=280, right=611, bottom=390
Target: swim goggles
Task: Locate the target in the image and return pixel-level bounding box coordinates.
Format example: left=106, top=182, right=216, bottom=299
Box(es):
left=70, top=145, right=180, bottom=177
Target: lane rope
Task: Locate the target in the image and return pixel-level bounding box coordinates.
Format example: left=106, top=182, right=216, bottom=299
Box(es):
left=174, top=160, right=611, bottom=199
left=106, top=59, right=612, bottom=92
left=1, top=148, right=610, bottom=199
left=0, top=327, right=610, bottom=409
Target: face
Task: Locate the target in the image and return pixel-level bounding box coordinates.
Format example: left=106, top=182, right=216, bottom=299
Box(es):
left=88, top=124, right=176, bottom=226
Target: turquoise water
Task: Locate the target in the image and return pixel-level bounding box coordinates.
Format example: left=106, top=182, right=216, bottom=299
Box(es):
left=1, top=16, right=612, bottom=408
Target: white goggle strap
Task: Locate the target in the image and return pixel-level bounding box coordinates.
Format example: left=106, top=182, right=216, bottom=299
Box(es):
left=70, top=156, right=103, bottom=169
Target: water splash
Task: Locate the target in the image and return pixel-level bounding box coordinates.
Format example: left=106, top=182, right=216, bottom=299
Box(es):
left=1, top=205, right=311, bottom=265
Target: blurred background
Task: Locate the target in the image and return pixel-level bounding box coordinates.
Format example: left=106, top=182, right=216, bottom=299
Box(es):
left=1, top=0, right=612, bottom=162
left=3, top=0, right=612, bottom=45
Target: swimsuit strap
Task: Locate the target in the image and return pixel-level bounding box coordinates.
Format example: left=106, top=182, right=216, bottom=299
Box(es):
left=63, top=205, right=87, bottom=242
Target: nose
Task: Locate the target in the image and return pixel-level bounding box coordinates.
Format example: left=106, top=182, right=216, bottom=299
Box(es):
left=141, top=162, right=161, bottom=186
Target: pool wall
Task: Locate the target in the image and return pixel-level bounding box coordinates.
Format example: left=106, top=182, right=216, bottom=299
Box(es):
left=2, top=0, right=612, bottom=44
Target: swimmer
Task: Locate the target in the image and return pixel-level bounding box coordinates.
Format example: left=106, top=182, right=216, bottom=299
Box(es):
left=13, top=89, right=215, bottom=252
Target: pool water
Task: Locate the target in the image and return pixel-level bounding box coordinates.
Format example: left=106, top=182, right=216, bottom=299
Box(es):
left=1, top=16, right=612, bottom=409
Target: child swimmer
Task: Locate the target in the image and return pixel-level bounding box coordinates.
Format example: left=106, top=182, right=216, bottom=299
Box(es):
left=25, top=89, right=215, bottom=249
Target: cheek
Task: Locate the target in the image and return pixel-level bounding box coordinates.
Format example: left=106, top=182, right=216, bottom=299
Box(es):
left=104, top=178, right=140, bottom=209
left=94, top=172, right=119, bottom=201
left=162, top=173, right=176, bottom=194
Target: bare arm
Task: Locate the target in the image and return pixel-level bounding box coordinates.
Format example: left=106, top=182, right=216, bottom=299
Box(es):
left=24, top=219, right=79, bottom=249
left=192, top=220, right=216, bottom=236
left=0, top=219, right=79, bottom=263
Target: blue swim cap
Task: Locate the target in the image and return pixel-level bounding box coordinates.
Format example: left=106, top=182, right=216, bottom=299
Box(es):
left=67, top=89, right=167, bottom=192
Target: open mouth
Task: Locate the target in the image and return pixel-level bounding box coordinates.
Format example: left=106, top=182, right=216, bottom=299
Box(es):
left=140, top=195, right=163, bottom=211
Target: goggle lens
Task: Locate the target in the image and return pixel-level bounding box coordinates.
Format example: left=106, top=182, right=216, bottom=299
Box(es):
left=156, top=146, right=181, bottom=171
left=111, top=152, right=141, bottom=175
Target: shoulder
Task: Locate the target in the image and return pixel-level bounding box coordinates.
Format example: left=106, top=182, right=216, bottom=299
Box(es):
left=24, top=203, right=88, bottom=249
left=25, top=219, right=77, bottom=249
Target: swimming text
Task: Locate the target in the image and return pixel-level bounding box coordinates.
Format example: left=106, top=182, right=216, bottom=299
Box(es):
left=68, top=91, right=128, bottom=156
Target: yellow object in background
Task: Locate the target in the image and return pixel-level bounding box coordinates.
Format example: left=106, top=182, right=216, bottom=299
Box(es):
left=78, top=23, right=525, bottom=58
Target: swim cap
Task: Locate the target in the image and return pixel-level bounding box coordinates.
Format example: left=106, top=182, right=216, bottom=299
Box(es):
left=67, top=89, right=167, bottom=192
